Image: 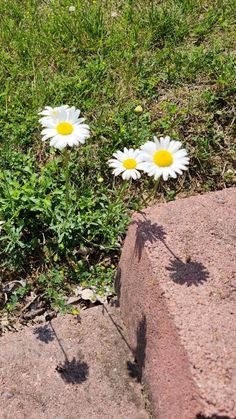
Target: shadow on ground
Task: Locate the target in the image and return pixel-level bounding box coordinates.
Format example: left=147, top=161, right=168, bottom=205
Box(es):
left=33, top=322, right=89, bottom=385
left=33, top=324, right=55, bottom=343
left=132, top=217, right=166, bottom=262
left=166, top=258, right=209, bottom=286
left=101, top=305, right=147, bottom=384
left=56, top=358, right=89, bottom=384
left=114, top=266, right=122, bottom=304
left=127, top=314, right=147, bottom=383
left=132, top=214, right=209, bottom=287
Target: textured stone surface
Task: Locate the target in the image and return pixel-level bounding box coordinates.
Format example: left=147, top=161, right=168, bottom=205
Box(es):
left=0, top=306, right=149, bottom=419
left=118, top=187, right=236, bottom=419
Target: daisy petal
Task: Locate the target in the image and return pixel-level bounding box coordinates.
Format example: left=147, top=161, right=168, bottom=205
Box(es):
left=39, top=105, right=90, bottom=149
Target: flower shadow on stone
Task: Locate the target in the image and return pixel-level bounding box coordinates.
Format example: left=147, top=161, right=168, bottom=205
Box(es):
left=33, top=321, right=89, bottom=385
left=33, top=324, right=55, bottom=344
left=132, top=217, right=167, bottom=262
left=114, top=266, right=122, bottom=305
left=127, top=314, right=147, bottom=382
left=166, top=258, right=209, bottom=286
left=56, top=358, right=89, bottom=384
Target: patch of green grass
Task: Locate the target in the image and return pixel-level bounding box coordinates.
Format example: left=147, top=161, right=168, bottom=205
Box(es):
left=0, top=0, right=235, bottom=314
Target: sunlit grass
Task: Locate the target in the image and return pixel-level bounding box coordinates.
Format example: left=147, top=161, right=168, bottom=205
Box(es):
left=0, top=0, right=235, bottom=314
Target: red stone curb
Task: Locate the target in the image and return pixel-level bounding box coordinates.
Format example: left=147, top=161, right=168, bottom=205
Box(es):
left=118, top=188, right=236, bottom=419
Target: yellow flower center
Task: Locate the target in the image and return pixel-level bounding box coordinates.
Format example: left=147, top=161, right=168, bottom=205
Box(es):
left=56, top=121, right=73, bottom=135
left=153, top=150, right=173, bottom=167
left=123, top=158, right=137, bottom=170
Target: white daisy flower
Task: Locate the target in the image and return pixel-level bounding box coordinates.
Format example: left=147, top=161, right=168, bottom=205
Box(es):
left=39, top=106, right=90, bottom=150
left=108, top=148, right=143, bottom=180
left=38, top=105, right=69, bottom=124
left=139, top=136, right=189, bottom=181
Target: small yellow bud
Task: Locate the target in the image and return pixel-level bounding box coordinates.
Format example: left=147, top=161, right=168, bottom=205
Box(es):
left=134, top=105, right=143, bottom=115
left=97, top=177, right=104, bottom=183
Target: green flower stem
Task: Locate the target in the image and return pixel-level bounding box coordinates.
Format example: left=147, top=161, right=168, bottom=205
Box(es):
left=143, top=177, right=161, bottom=205
left=136, top=114, right=140, bottom=139
left=126, top=179, right=133, bottom=207
left=63, top=147, right=70, bottom=217
left=115, top=179, right=134, bottom=207
left=152, top=178, right=161, bottom=197
left=118, top=180, right=129, bottom=201
left=120, top=179, right=135, bottom=208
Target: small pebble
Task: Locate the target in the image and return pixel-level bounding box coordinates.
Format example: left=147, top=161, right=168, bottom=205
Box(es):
left=1, top=392, right=14, bottom=399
